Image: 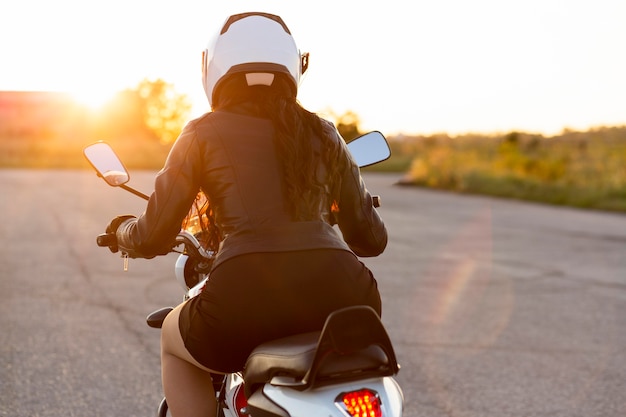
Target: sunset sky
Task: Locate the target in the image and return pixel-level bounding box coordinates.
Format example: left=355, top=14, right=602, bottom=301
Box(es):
left=1, top=0, right=625, bottom=135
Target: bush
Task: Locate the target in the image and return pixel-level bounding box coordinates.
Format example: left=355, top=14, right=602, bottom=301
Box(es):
left=396, top=126, right=626, bottom=212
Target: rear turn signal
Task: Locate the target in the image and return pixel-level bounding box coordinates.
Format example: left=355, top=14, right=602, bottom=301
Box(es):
left=337, top=389, right=382, bottom=417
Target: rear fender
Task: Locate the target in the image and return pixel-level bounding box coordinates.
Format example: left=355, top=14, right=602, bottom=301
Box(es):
left=247, top=377, right=403, bottom=417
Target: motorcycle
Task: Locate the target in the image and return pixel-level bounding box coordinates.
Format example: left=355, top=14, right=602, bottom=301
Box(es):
left=84, top=131, right=404, bottom=417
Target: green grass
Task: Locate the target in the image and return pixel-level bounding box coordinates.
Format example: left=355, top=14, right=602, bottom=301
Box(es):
left=395, top=127, right=626, bottom=212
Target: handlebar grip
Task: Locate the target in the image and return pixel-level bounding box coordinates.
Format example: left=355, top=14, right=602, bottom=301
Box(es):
left=372, top=195, right=381, bottom=208
left=96, top=233, right=116, bottom=247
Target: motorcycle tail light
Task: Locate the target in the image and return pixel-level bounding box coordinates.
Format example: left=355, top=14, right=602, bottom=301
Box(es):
left=337, top=389, right=382, bottom=417
left=234, top=384, right=248, bottom=417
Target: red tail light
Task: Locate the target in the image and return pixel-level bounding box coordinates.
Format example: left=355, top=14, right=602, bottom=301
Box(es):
left=337, top=389, right=382, bottom=417
left=234, top=384, right=248, bottom=417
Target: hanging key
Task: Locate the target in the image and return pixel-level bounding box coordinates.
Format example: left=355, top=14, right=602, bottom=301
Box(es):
left=122, top=252, right=129, bottom=271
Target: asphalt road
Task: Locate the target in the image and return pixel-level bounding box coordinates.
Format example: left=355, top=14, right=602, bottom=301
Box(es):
left=1, top=170, right=625, bottom=417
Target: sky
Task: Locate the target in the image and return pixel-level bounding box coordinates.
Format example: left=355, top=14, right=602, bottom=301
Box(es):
left=1, top=0, right=625, bottom=136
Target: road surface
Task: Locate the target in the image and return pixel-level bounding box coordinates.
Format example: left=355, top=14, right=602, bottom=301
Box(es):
left=1, top=170, right=624, bottom=416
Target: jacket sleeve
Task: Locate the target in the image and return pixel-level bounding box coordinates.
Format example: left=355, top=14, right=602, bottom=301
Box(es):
left=116, top=123, right=202, bottom=258
left=335, top=138, right=388, bottom=257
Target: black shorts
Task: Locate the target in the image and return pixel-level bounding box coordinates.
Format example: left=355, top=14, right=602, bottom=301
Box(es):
left=178, top=249, right=381, bottom=373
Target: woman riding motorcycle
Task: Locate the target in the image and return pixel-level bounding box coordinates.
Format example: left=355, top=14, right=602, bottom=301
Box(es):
left=103, top=12, right=387, bottom=417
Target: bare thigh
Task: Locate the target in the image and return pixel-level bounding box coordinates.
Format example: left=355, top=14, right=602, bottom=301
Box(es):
left=161, top=302, right=217, bottom=373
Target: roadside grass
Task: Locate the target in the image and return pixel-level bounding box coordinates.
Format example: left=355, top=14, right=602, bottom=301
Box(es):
left=395, top=127, right=626, bottom=212
left=0, top=134, right=171, bottom=170
left=2, top=125, right=625, bottom=213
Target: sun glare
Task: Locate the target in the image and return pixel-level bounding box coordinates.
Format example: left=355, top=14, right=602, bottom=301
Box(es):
left=69, top=88, right=115, bottom=111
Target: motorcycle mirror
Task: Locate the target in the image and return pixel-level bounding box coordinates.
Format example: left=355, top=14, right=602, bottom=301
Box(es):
left=83, top=142, right=130, bottom=187
left=347, top=131, right=391, bottom=168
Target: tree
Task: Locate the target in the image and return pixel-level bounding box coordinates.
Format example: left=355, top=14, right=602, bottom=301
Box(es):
left=136, top=79, right=191, bottom=143
left=97, top=78, right=191, bottom=143
left=97, top=88, right=145, bottom=138
left=320, top=108, right=363, bottom=142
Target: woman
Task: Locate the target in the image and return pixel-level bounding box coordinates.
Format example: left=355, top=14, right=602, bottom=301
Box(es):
left=104, top=12, right=387, bottom=417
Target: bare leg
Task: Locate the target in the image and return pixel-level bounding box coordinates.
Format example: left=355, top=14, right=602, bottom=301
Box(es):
left=161, top=303, right=217, bottom=417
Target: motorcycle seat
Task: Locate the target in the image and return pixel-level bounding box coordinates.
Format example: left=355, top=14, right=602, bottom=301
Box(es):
left=243, top=306, right=398, bottom=397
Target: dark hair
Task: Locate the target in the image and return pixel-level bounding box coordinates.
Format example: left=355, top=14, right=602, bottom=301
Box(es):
left=216, top=73, right=343, bottom=220
left=188, top=74, right=344, bottom=251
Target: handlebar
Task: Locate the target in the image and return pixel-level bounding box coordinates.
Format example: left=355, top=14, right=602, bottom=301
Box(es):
left=174, top=230, right=214, bottom=276
left=97, top=195, right=379, bottom=259
left=96, top=230, right=213, bottom=262
left=175, top=230, right=214, bottom=260
left=96, top=233, right=116, bottom=247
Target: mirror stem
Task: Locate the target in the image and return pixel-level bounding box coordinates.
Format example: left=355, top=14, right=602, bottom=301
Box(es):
left=120, top=184, right=150, bottom=200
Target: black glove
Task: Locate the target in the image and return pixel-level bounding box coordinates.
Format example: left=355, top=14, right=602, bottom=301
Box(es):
left=103, top=215, right=136, bottom=253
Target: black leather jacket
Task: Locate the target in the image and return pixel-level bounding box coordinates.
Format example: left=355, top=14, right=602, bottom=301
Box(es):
left=117, top=108, right=387, bottom=268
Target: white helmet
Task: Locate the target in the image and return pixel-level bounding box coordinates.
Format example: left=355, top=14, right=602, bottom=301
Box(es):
left=202, top=12, right=309, bottom=108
